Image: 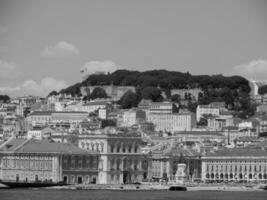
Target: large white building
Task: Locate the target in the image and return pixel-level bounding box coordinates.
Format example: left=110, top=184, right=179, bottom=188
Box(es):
left=201, top=148, right=267, bottom=183
left=147, top=112, right=196, bottom=133
left=78, top=128, right=151, bottom=184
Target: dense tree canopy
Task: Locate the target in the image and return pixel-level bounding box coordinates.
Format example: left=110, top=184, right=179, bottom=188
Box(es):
left=258, top=85, right=267, bottom=95
left=141, top=87, right=163, bottom=102
left=0, top=95, right=10, bottom=103
left=47, top=90, right=58, bottom=97
left=89, top=87, right=108, bottom=100
left=118, top=90, right=140, bottom=109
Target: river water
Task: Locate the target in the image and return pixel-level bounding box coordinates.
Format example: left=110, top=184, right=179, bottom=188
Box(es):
left=0, top=189, right=266, bottom=200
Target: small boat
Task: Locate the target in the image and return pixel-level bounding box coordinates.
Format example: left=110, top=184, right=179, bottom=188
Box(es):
left=169, top=185, right=187, bottom=191
left=0, top=181, right=67, bottom=188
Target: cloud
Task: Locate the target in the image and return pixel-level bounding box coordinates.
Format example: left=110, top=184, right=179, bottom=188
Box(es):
left=233, top=60, right=267, bottom=81
left=0, top=59, right=20, bottom=80
left=80, top=60, right=120, bottom=79
left=0, top=77, right=68, bottom=97
left=41, top=41, right=80, bottom=58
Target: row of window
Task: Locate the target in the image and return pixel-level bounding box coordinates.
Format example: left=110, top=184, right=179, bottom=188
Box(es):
left=2, top=159, right=52, bottom=170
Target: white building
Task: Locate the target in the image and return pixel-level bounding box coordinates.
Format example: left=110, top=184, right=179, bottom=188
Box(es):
left=120, top=109, right=146, bottom=127
left=147, top=112, right=196, bottom=133
left=196, top=102, right=226, bottom=122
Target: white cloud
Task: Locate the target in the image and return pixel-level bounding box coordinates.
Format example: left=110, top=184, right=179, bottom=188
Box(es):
left=0, top=59, right=20, bottom=80
left=80, top=60, right=120, bottom=79
left=41, top=41, right=80, bottom=58
left=0, top=77, right=68, bottom=97
left=233, top=60, right=267, bottom=81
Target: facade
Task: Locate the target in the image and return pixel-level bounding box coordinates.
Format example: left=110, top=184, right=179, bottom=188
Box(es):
left=201, top=148, right=267, bottom=183
left=207, top=115, right=233, bottom=131
left=27, top=111, right=52, bottom=127
left=78, top=128, right=151, bottom=184
left=148, top=101, right=174, bottom=114
left=147, top=113, right=196, bottom=133
left=120, top=109, right=146, bottom=128
left=151, top=147, right=201, bottom=182
left=0, top=138, right=99, bottom=184
left=170, top=88, right=203, bottom=101
left=80, top=85, right=136, bottom=101
left=196, top=102, right=226, bottom=122
left=81, top=101, right=109, bottom=114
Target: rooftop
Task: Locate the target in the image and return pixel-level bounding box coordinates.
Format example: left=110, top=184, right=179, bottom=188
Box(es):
left=205, top=148, right=267, bottom=157
left=0, top=138, right=93, bottom=155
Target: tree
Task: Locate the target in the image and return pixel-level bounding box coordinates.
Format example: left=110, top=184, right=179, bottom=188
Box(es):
left=47, top=90, right=58, bottom=97
left=171, top=94, right=181, bottom=103
left=258, top=85, right=267, bottom=95
left=141, top=87, right=163, bottom=102
left=90, top=87, right=108, bottom=100
left=0, top=95, right=10, bottom=103
left=118, top=90, right=140, bottom=109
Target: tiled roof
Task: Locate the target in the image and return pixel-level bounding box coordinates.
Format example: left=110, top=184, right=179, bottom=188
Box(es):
left=0, top=138, right=93, bottom=155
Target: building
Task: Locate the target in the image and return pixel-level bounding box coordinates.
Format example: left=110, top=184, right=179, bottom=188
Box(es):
left=78, top=128, right=151, bottom=184
left=27, top=111, right=52, bottom=127
left=196, top=102, right=226, bottom=122
left=170, top=88, right=203, bottom=101
left=151, top=145, right=201, bottom=182
left=27, top=127, right=53, bottom=140
left=207, top=115, right=234, bottom=131
left=148, top=101, right=174, bottom=114
left=81, top=101, right=110, bottom=114
left=120, top=109, right=146, bottom=128
left=0, top=138, right=99, bottom=184
left=201, top=148, right=267, bottom=183
left=256, top=104, right=267, bottom=114
left=147, top=112, right=196, bottom=133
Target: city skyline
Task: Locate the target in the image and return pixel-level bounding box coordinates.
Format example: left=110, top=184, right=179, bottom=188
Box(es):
left=0, top=0, right=267, bottom=97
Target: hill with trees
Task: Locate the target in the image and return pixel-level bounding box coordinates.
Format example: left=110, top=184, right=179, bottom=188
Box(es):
left=57, top=69, right=253, bottom=118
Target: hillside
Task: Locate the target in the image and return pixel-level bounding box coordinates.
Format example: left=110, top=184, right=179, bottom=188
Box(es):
left=58, top=70, right=253, bottom=118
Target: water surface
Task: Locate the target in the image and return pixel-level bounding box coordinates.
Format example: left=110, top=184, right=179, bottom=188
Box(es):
left=0, top=189, right=266, bottom=200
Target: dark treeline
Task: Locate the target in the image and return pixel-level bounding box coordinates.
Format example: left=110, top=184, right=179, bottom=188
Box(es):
left=58, top=70, right=253, bottom=118
left=60, top=69, right=250, bottom=95
left=0, top=94, right=10, bottom=103
left=258, top=85, right=267, bottom=95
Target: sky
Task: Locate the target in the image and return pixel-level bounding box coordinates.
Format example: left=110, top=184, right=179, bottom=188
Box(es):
left=0, top=0, right=267, bottom=97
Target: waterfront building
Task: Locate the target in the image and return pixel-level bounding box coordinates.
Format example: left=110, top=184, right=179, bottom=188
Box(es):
left=151, top=146, right=201, bottom=182
left=201, top=148, right=267, bottom=183
left=78, top=128, right=151, bottom=184
left=147, top=112, right=196, bottom=133
left=0, top=138, right=99, bottom=184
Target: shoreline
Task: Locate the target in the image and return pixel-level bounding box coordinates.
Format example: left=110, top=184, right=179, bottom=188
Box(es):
left=1, top=183, right=266, bottom=192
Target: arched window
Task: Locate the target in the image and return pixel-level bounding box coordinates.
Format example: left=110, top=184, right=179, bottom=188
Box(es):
left=117, top=144, right=120, bottom=153
left=110, top=145, right=114, bottom=153
left=122, top=144, right=126, bottom=153
left=128, top=145, right=132, bottom=153
left=134, top=145, right=138, bottom=153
